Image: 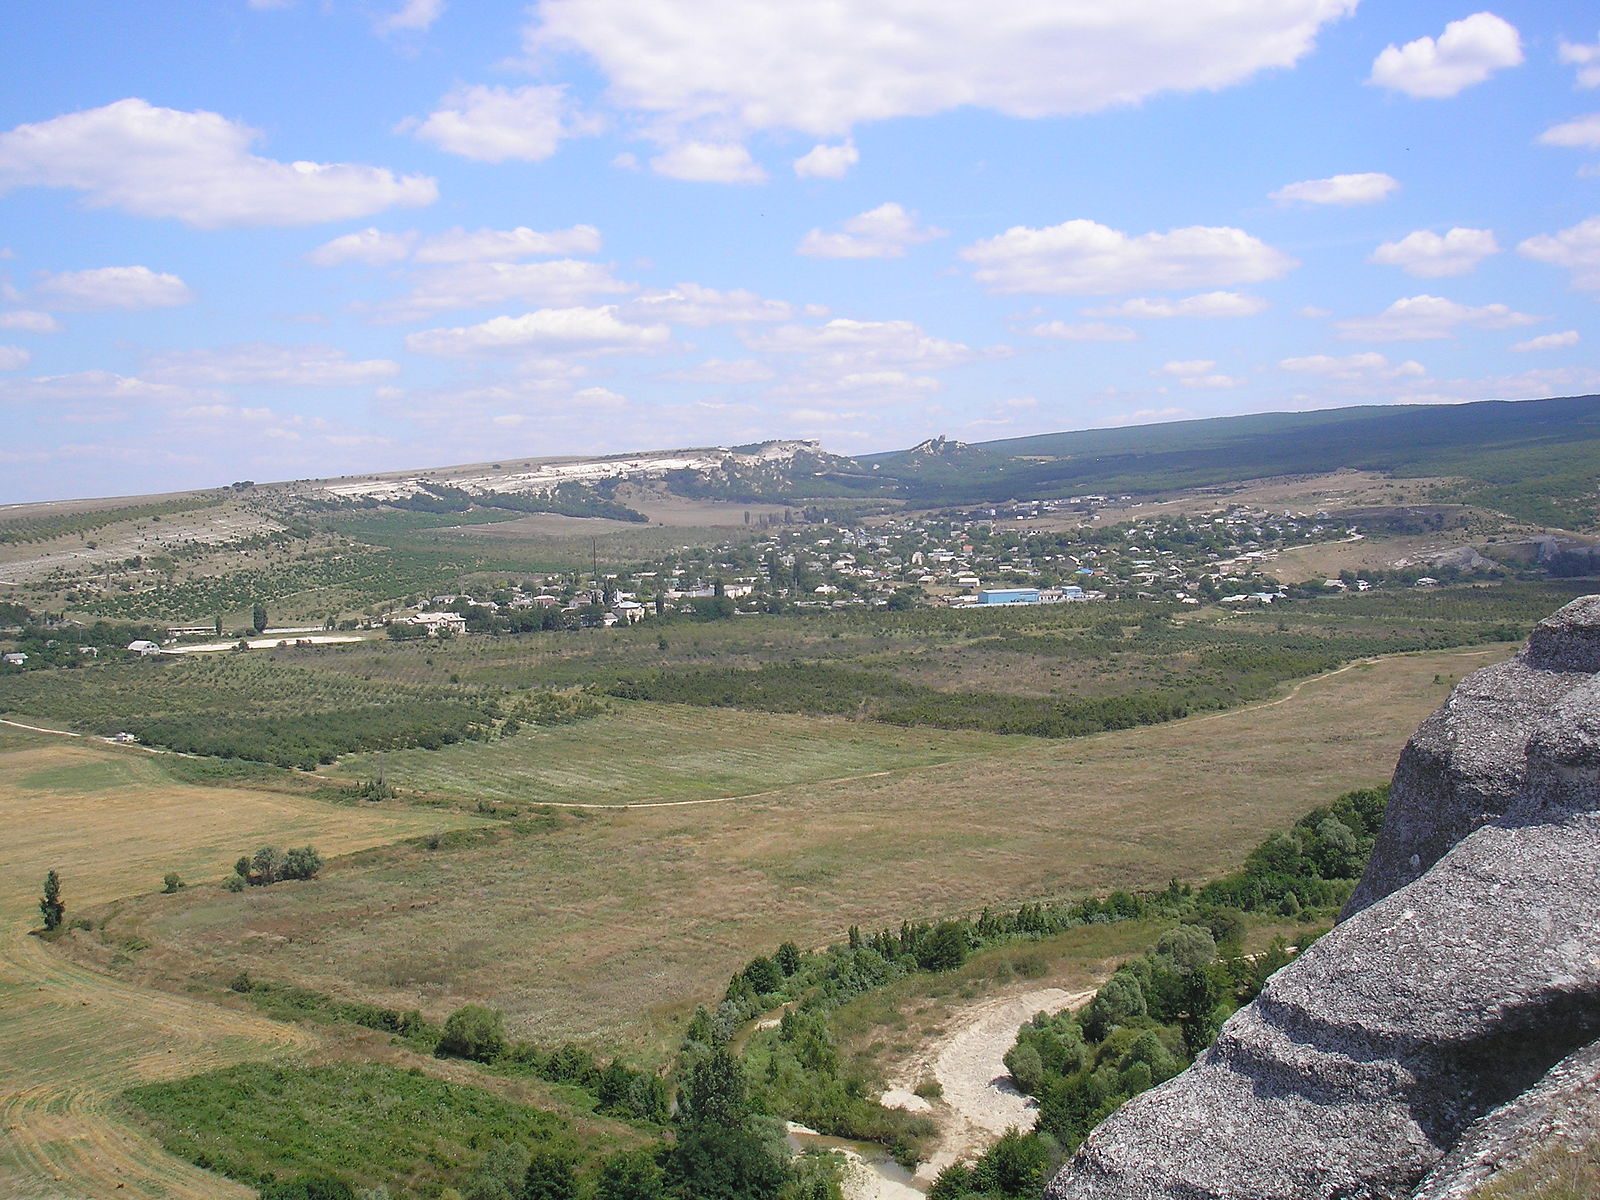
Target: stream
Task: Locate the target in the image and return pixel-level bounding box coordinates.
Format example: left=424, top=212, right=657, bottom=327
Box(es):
left=786, top=1123, right=926, bottom=1200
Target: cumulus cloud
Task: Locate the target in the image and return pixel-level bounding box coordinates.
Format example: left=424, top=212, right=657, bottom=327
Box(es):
left=1270, top=172, right=1398, bottom=206
left=794, top=141, right=859, bottom=179
left=0, top=310, right=62, bottom=333
left=1335, top=294, right=1539, bottom=341
left=310, top=224, right=603, bottom=268
left=143, top=343, right=401, bottom=386
left=0, top=99, right=436, bottom=227
left=1369, top=227, right=1499, bottom=278
left=649, top=142, right=767, bottom=184
left=797, top=203, right=947, bottom=259
left=36, top=266, right=194, bottom=311
left=307, top=228, right=418, bottom=267
left=1511, top=330, right=1580, bottom=352
left=660, top=358, right=777, bottom=383
left=405, top=305, right=671, bottom=356
left=1024, top=321, right=1137, bottom=341
left=413, top=224, right=602, bottom=263
left=624, top=283, right=793, bottom=325
left=746, top=318, right=981, bottom=371
left=527, top=0, right=1358, bottom=136
left=1518, top=216, right=1600, bottom=289
left=1369, top=12, right=1523, bottom=98
left=1538, top=113, right=1600, bottom=150
left=409, top=85, right=593, bottom=162
left=1561, top=36, right=1600, bottom=88
left=1086, top=291, right=1267, bottom=319
left=1279, top=352, right=1427, bottom=380
left=768, top=369, right=942, bottom=404
left=372, top=260, right=634, bottom=322
left=0, top=369, right=218, bottom=407
left=376, top=0, right=442, bottom=35
left=1157, top=359, right=1241, bottom=388
left=0, top=345, right=30, bottom=370
left=961, top=219, right=1294, bottom=295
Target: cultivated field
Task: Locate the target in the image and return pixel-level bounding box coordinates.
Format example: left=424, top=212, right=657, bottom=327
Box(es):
left=97, top=643, right=1510, bottom=1061
left=0, top=726, right=487, bottom=1200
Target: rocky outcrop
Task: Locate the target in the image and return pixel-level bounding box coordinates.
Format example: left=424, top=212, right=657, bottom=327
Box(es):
left=1045, top=595, right=1600, bottom=1200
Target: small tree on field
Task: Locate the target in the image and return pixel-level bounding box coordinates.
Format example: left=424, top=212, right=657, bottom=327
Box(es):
left=162, top=871, right=184, bottom=894
left=39, top=869, right=64, bottom=931
left=251, top=603, right=268, bottom=634
left=437, top=1004, right=507, bottom=1062
left=251, top=846, right=287, bottom=884
left=283, top=846, right=324, bottom=880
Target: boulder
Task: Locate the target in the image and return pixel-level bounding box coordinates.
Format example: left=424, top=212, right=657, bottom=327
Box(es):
left=1045, top=595, right=1600, bottom=1200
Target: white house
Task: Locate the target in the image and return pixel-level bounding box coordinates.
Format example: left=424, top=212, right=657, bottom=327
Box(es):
left=127, top=640, right=162, bottom=656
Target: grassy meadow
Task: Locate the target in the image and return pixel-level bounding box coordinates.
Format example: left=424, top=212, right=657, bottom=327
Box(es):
left=80, top=642, right=1510, bottom=1062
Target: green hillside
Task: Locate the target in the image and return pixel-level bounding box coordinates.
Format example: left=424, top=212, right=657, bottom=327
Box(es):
left=860, top=394, right=1600, bottom=527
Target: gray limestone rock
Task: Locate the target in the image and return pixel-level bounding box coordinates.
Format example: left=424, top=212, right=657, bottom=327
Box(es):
left=1044, top=595, right=1600, bottom=1200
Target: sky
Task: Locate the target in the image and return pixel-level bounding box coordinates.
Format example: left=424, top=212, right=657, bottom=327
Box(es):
left=1, top=1, right=1596, bottom=503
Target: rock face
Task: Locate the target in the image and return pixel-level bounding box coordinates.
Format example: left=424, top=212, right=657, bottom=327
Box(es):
left=1045, top=595, right=1600, bottom=1200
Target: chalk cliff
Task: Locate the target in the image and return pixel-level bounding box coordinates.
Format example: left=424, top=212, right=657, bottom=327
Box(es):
left=1045, top=594, right=1600, bottom=1200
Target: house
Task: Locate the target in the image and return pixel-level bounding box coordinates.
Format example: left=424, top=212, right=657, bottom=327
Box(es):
left=977, top=587, right=1040, bottom=605
left=1, top=651, right=26, bottom=666
left=127, top=640, right=162, bottom=656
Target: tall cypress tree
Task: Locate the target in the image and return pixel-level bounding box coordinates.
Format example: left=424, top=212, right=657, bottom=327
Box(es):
left=39, top=870, right=64, bottom=931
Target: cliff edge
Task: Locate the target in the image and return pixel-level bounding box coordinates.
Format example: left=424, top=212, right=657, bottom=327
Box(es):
left=1045, top=594, right=1600, bottom=1200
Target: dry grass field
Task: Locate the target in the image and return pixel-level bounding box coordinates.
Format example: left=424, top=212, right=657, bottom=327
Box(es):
left=100, top=643, right=1510, bottom=1063
left=0, top=726, right=486, bottom=1200
left=331, top=702, right=1013, bottom=806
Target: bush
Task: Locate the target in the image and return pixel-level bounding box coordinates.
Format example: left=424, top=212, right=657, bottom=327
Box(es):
left=438, top=1005, right=507, bottom=1063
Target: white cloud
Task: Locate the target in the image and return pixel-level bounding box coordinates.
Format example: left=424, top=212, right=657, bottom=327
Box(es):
left=1086, top=291, right=1267, bottom=319
left=1024, top=320, right=1136, bottom=341
left=410, top=85, right=591, bottom=163
left=797, top=203, right=948, bottom=259
left=1335, top=294, right=1539, bottom=341
left=0, top=310, right=62, bottom=333
left=661, top=358, right=777, bottom=383
left=307, top=228, right=419, bottom=267
left=413, top=224, right=602, bottom=263
left=376, top=0, right=442, bottom=35
left=961, top=219, right=1294, bottom=295
left=1279, top=352, right=1427, bottom=380
left=650, top=142, right=767, bottom=184
left=746, top=318, right=980, bottom=371
left=310, top=224, right=603, bottom=268
left=405, top=305, right=672, bottom=356
left=527, top=0, right=1358, bottom=136
left=1369, top=228, right=1499, bottom=278
left=770, top=369, right=942, bottom=403
left=0, top=345, right=30, bottom=370
left=794, top=141, right=859, bottom=179
left=0, top=370, right=218, bottom=406
left=143, top=343, right=401, bottom=386
left=1538, top=113, right=1600, bottom=150
left=1369, top=12, right=1523, bottom=99
left=624, top=283, right=793, bottom=325
left=1270, top=172, right=1398, bottom=206
left=374, top=259, right=634, bottom=321
left=36, top=266, right=194, bottom=311
left=1157, top=359, right=1241, bottom=388
left=1511, top=330, right=1580, bottom=352
left=1518, top=216, right=1600, bottom=289
left=1558, top=36, right=1600, bottom=88
left=1096, top=406, right=1193, bottom=428
left=0, top=99, right=436, bottom=227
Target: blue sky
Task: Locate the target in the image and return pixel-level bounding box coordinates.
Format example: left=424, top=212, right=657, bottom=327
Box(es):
left=0, top=1, right=1595, bottom=502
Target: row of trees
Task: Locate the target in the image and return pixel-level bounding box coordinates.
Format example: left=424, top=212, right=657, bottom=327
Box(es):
left=227, top=846, right=323, bottom=890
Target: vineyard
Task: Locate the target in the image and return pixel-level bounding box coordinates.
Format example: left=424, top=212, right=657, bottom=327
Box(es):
left=0, top=494, right=228, bottom=546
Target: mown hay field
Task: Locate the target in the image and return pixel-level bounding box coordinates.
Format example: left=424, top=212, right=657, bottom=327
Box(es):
left=104, top=643, right=1511, bottom=1061
left=0, top=725, right=487, bottom=1200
